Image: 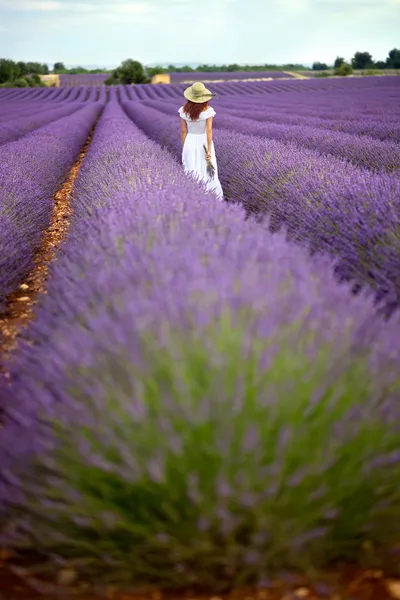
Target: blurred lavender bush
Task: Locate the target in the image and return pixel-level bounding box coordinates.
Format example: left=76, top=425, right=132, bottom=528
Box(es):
left=1, top=100, right=400, bottom=590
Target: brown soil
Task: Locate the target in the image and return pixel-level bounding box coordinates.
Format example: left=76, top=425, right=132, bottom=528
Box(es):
left=0, top=129, right=94, bottom=375
left=0, top=550, right=396, bottom=600
left=0, top=561, right=396, bottom=600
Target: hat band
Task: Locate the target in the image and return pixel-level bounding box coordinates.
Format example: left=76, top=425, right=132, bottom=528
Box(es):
left=192, top=91, right=213, bottom=97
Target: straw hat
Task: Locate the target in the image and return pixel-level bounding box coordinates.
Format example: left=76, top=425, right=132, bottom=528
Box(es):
left=183, top=81, right=215, bottom=103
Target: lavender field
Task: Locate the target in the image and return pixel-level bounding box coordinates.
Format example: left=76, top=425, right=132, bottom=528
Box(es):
left=169, top=71, right=295, bottom=83
left=59, top=73, right=110, bottom=86
left=1, top=75, right=400, bottom=593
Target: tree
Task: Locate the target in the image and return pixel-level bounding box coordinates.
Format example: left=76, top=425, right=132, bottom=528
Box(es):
left=387, top=48, right=400, bottom=69
left=335, top=62, right=353, bottom=76
left=334, top=56, right=345, bottom=68
left=106, top=59, right=148, bottom=85
left=351, top=51, right=373, bottom=69
left=0, top=58, right=20, bottom=83
left=53, top=62, right=66, bottom=72
left=17, top=61, right=28, bottom=75
left=312, top=61, right=329, bottom=71
left=375, top=61, right=387, bottom=70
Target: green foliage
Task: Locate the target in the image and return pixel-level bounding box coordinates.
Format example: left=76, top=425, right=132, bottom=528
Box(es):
left=333, top=57, right=345, bottom=68
left=104, top=75, right=120, bottom=86
left=387, top=48, right=400, bottom=69
left=361, top=69, right=384, bottom=76
left=68, top=65, right=88, bottom=74
left=11, top=77, right=29, bottom=87
left=334, top=62, right=353, bottom=77
left=106, top=58, right=149, bottom=85
left=312, top=61, right=329, bottom=71
left=29, top=73, right=46, bottom=86
left=351, top=51, right=374, bottom=69
left=0, top=74, right=45, bottom=87
left=0, top=58, right=49, bottom=85
left=146, top=65, right=167, bottom=77
left=0, top=58, right=20, bottom=83
left=53, top=61, right=66, bottom=72
left=6, top=321, right=400, bottom=590
left=315, top=72, right=331, bottom=78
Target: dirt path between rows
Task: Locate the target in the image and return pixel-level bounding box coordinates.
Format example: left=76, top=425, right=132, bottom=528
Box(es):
left=0, top=128, right=94, bottom=376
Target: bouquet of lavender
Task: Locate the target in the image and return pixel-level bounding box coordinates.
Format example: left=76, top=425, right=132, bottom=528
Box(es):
left=203, top=144, right=216, bottom=179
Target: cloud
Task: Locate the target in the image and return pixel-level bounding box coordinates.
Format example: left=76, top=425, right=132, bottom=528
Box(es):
left=0, top=0, right=154, bottom=23
left=0, top=0, right=64, bottom=9
left=0, top=0, right=152, bottom=14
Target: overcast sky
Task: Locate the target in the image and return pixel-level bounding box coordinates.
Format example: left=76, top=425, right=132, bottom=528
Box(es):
left=0, top=0, right=399, bottom=67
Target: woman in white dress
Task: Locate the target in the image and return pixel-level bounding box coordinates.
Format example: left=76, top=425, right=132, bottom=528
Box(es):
left=178, top=82, right=224, bottom=200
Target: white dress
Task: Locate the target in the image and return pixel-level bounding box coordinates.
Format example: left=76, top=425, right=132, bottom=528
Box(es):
left=178, top=105, right=224, bottom=200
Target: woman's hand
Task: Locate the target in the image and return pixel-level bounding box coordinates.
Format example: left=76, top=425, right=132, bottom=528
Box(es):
left=205, top=152, right=211, bottom=161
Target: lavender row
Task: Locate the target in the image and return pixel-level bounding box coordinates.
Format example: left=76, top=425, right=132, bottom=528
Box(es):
left=0, top=102, right=103, bottom=317
left=142, top=99, right=400, bottom=175
left=0, top=102, right=86, bottom=145
left=123, top=101, right=400, bottom=314
left=0, top=86, right=100, bottom=107
left=2, top=99, right=400, bottom=587
left=130, top=75, right=400, bottom=105
left=156, top=93, right=400, bottom=143
left=210, top=103, right=400, bottom=143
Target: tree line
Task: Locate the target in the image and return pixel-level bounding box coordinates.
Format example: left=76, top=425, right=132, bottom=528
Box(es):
left=1, top=50, right=399, bottom=88
left=312, top=48, right=400, bottom=75
left=0, top=59, right=50, bottom=87
left=0, top=60, right=111, bottom=87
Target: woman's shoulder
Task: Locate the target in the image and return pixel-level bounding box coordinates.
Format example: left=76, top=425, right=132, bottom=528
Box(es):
left=201, top=106, right=216, bottom=118
left=178, top=106, right=186, bottom=118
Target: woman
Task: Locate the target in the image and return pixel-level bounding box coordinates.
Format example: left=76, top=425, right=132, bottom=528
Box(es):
left=178, top=82, right=224, bottom=200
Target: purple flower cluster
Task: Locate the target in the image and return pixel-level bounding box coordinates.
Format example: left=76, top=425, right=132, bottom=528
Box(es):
left=0, top=102, right=103, bottom=315
left=1, top=97, right=400, bottom=588
left=124, top=100, right=400, bottom=314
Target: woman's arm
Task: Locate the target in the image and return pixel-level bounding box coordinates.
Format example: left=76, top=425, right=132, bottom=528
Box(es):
left=206, top=116, right=213, bottom=160
left=181, top=118, right=187, bottom=146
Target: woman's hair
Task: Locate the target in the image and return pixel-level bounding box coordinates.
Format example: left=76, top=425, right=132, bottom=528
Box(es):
left=183, top=100, right=209, bottom=121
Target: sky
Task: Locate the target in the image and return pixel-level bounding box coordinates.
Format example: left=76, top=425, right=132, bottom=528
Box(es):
left=0, top=0, right=399, bottom=68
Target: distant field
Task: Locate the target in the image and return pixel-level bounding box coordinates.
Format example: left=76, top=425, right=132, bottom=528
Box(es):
left=59, top=73, right=109, bottom=86
left=56, top=69, right=400, bottom=87
left=300, top=68, right=400, bottom=77
left=169, top=70, right=296, bottom=83
left=57, top=71, right=299, bottom=87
